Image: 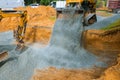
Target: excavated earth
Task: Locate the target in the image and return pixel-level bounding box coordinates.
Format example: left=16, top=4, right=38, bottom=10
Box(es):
left=0, top=6, right=55, bottom=44
left=31, top=29, right=120, bottom=80
left=0, top=6, right=120, bottom=80
left=84, top=29, right=120, bottom=80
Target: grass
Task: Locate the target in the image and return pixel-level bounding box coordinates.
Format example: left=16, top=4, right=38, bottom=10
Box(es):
left=101, top=19, right=120, bottom=30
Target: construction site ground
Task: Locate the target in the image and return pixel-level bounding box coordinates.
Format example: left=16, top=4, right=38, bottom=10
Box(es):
left=0, top=6, right=120, bottom=80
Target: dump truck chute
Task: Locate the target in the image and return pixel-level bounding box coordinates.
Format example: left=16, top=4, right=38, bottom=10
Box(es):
left=56, top=0, right=97, bottom=26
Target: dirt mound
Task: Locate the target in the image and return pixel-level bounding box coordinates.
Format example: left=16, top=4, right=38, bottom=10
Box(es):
left=99, top=55, right=120, bottom=80
left=84, top=29, right=120, bottom=56
left=0, top=6, right=55, bottom=44
left=31, top=67, right=104, bottom=80
left=31, top=29, right=120, bottom=80
left=31, top=57, right=120, bottom=80
left=0, top=6, right=120, bottom=80
left=84, top=29, right=120, bottom=80
left=15, top=6, right=56, bottom=27
left=0, top=17, right=19, bottom=32
left=25, top=27, right=51, bottom=44
left=0, top=6, right=56, bottom=32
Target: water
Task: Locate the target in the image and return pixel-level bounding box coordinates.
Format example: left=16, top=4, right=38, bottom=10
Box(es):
left=0, top=14, right=106, bottom=80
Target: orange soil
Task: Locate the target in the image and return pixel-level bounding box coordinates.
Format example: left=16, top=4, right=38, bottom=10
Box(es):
left=31, top=67, right=104, bottom=80
left=0, top=6, right=56, bottom=32
left=15, top=6, right=56, bottom=27
left=84, top=30, right=120, bottom=56
left=31, top=56, right=120, bottom=80
left=0, top=6, right=120, bottom=80
left=0, top=6, right=56, bottom=44
left=31, top=29, right=120, bottom=80
left=99, top=55, right=120, bottom=80
left=25, top=27, right=51, bottom=44
left=84, top=30, right=120, bottom=80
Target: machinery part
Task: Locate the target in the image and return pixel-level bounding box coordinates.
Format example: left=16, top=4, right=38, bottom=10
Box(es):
left=81, top=0, right=97, bottom=26
left=83, top=13, right=97, bottom=26
left=0, top=51, right=8, bottom=63
left=0, top=9, right=27, bottom=49
left=56, top=8, right=83, bottom=18
left=56, top=0, right=97, bottom=26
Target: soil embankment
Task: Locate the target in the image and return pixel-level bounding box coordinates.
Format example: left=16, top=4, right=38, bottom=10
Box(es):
left=31, top=28, right=120, bottom=80
left=0, top=6, right=120, bottom=80
left=84, top=29, right=120, bottom=57
left=84, top=29, right=120, bottom=80
left=0, top=6, right=55, bottom=44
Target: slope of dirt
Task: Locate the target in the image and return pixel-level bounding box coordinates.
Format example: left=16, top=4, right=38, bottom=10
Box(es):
left=84, top=29, right=120, bottom=80
left=25, top=27, right=51, bottom=44
left=15, top=6, right=56, bottom=27
left=31, top=67, right=105, bottom=80
left=32, top=56, right=119, bottom=80
left=0, top=6, right=120, bottom=80
left=0, top=6, right=56, bottom=32
left=31, top=28, right=120, bottom=80
left=84, top=29, right=120, bottom=56
left=0, top=6, right=56, bottom=44
left=99, top=55, right=120, bottom=80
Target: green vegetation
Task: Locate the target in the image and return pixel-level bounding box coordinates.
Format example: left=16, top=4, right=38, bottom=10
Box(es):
left=24, top=0, right=57, bottom=5
left=96, top=0, right=107, bottom=8
left=40, top=0, right=57, bottom=5
left=24, top=0, right=39, bottom=5
left=24, top=0, right=107, bottom=6
left=101, top=19, right=120, bottom=30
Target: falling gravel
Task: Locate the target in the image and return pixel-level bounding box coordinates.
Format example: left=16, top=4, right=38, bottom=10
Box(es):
left=0, top=31, right=16, bottom=52
left=0, top=14, right=108, bottom=80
